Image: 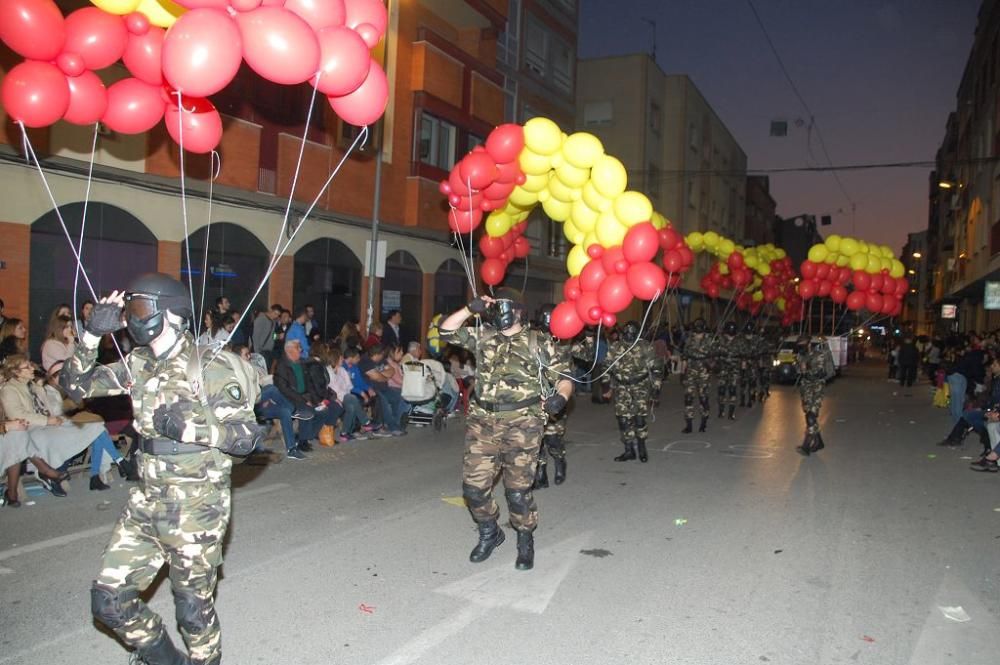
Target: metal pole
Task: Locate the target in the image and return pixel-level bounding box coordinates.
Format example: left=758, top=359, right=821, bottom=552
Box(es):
left=365, top=151, right=383, bottom=335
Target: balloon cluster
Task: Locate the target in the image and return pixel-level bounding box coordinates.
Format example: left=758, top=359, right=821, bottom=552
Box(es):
left=797, top=234, right=906, bottom=316
left=1, top=0, right=389, bottom=154
left=478, top=219, right=531, bottom=286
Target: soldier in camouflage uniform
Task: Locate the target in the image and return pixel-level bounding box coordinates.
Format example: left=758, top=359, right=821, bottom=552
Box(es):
left=738, top=322, right=759, bottom=408
left=796, top=335, right=833, bottom=456
left=439, top=289, right=572, bottom=571
left=714, top=321, right=740, bottom=420
left=532, top=304, right=570, bottom=489
left=60, top=274, right=264, bottom=665
left=756, top=327, right=773, bottom=401
left=681, top=318, right=713, bottom=433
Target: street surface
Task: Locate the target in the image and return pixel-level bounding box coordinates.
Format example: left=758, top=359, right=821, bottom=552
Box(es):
left=1, top=360, right=998, bottom=665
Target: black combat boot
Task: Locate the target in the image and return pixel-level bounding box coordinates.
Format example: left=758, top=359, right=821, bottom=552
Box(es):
left=812, top=432, right=825, bottom=452
left=698, top=416, right=708, bottom=432
left=728, top=405, right=736, bottom=420
left=117, top=457, right=139, bottom=482
left=515, top=530, right=534, bottom=570
left=636, top=438, right=648, bottom=463
left=796, top=434, right=813, bottom=456
left=552, top=457, right=567, bottom=485
left=133, top=630, right=190, bottom=665
left=614, top=442, right=636, bottom=462
left=469, top=520, right=505, bottom=563
left=682, top=418, right=693, bottom=433
left=532, top=461, right=549, bottom=490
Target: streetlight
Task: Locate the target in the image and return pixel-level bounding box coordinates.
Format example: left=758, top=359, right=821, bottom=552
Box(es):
left=938, top=180, right=954, bottom=189
left=912, top=252, right=922, bottom=259
left=907, top=269, right=916, bottom=275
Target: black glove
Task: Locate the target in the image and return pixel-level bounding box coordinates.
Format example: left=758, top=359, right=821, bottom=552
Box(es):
left=467, top=297, right=489, bottom=315
left=542, top=393, right=567, bottom=415
left=223, top=423, right=268, bottom=457
left=152, top=402, right=187, bottom=441
left=85, top=302, right=125, bottom=336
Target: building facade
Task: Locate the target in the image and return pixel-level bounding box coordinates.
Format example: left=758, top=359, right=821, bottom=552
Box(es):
left=744, top=175, right=776, bottom=247
left=900, top=231, right=930, bottom=335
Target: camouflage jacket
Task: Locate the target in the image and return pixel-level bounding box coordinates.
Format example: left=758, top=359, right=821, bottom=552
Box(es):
left=797, top=345, right=830, bottom=383
left=441, top=326, right=570, bottom=417
left=601, top=338, right=664, bottom=389
left=713, top=334, right=741, bottom=367
left=683, top=332, right=714, bottom=369
left=60, top=332, right=259, bottom=455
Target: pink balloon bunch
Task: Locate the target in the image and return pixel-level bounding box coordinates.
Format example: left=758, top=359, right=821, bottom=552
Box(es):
left=797, top=260, right=904, bottom=317
left=441, top=124, right=528, bottom=234
left=477, top=220, right=530, bottom=286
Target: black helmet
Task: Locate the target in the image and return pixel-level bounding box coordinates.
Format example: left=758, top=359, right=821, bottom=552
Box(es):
left=691, top=318, right=707, bottom=334
left=491, top=287, right=525, bottom=331
left=124, top=273, right=192, bottom=345
left=537, top=303, right=556, bottom=330
left=622, top=320, right=640, bottom=343
left=743, top=321, right=755, bottom=334
left=724, top=321, right=738, bottom=335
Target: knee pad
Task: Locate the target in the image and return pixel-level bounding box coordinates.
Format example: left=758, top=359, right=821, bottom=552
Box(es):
left=174, top=589, right=211, bottom=635
left=504, top=489, right=533, bottom=516
left=805, top=413, right=818, bottom=427
left=634, top=415, right=646, bottom=431
left=616, top=416, right=631, bottom=432
left=462, top=483, right=490, bottom=509
left=91, top=582, right=138, bottom=630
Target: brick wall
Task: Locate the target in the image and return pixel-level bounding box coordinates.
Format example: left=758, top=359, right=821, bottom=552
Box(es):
left=268, top=255, right=294, bottom=311
left=157, top=240, right=181, bottom=279
left=0, top=222, right=30, bottom=321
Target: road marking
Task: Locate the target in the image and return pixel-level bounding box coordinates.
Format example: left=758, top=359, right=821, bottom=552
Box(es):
left=662, top=440, right=711, bottom=454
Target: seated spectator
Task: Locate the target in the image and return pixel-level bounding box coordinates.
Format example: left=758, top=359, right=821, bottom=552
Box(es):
left=343, top=348, right=389, bottom=436
left=386, top=345, right=405, bottom=390
left=197, top=311, right=220, bottom=346
left=319, top=346, right=373, bottom=442
left=0, top=318, right=28, bottom=363
left=232, top=344, right=312, bottom=458
left=0, top=355, right=131, bottom=492
left=41, top=314, right=76, bottom=375
left=273, top=340, right=342, bottom=458
left=404, top=342, right=459, bottom=412
left=78, top=299, right=94, bottom=332
left=1, top=416, right=71, bottom=506
left=940, top=354, right=1000, bottom=452
left=365, top=322, right=383, bottom=350
left=360, top=345, right=407, bottom=436
left=972, top=409, right=1000, bottom=472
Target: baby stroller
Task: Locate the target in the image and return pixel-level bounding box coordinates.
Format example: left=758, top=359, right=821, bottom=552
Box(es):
left=401, top=361, right=449, bottom=431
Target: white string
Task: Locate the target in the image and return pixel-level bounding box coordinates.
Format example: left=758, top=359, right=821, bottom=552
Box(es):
left=72, top=123, right=100, bottom=339
left=18, top=122, right=134, bottom=384
left=196, top=149, right=220, bottom=338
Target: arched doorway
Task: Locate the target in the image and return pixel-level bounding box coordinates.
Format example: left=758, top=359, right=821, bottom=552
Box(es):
left=30, top=203, right=157, bottom=358
left=434, top=259, right=468, bottom=317
left=181, top=222, right=270, bottom=323
left=382, top=250, right=423, bottom=347
left=293, top=238, right=362, bottom=340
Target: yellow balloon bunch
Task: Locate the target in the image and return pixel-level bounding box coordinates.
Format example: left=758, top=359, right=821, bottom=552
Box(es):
left=90, top=0, right=185, bottom=28
left=484, top=117, right=668, bottom=277
left=742, top=243, right=786, bottom=278
left=807, top=234, right=904, bottom=278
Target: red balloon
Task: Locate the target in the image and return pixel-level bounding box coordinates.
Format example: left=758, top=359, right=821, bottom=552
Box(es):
left=162, top=9, right=243, bottom=97
left=666, top=274, right=682, bottom=289
left=447, top=168, right=470, bottom=196
left=880, top=297, right=895, bottom=314
left=815, top=263, right=830, bottom=280
left=866, top=292, right=883, bottom=312
left=625, top=262, right=666, bottom=300
left=817, top=280, right=832, bottom=297
left=579, top=260, right=608, bottom=293
left=622, top=222, right=659, bottom=264
left=732, top=268, right=752, bottom=288
left=550, top=301, right=584, bottom=339
left=597, top=274, right=632, bottom=313
left=102, top=78, right=165, bottom=134
left=447, top=208, right=482, bottom=234
left=56, top=53, right=85, bottom=78
left=601, top=312, right=617, bottom=328
left=452, top=192, right=483, bottom=211
left=563, top=276, right=581, bottom=302
left=285, top=0, right=346, bottom=30
left=895, top=278, right=909, bottom=297
left=438, top=179, right=451, bottom=196
left=663, top=249, right=683, bottom=273
left=237, top=7, right=320, bottom=85
left=480, top=258, right=506, bottom=286
left=64, top=7, right=128, bottom=71
left=459, top=152, right=499, bottom=191
left=0, top=0, right=65, bottom=62
left=852, top=270, right=871, bottom=291
left=314, top=25, right=371, bottom=96
left=658, top=227, right=680, bottom=250
left=800, top=260, right=818, bottom=279
left=172, top=0, right=229, bottom=7
left=500, top=233, right=514, bottom=249
left=125, top=11, right=150, bottom=35
left=1, top=61, right=69, bottom=128
left=479, top=235, right=505, bottom=259
left=328, top=59, right=388, bottom=126
left=575, top=291, right=601, bottom=325
left=762, top=286, right=778, bottom=302
left=677, top=245, right=694, bottom=267
left=481, top=179, right=515, bottom=203
left=798, top=280, right=817, bottom=300
left=513, top=236, right=530, bottom=259
left=165, top=99, right=222, bottom=153
left=837, top=267, right=852, bottom=285
left=494, top=159, right=521, bottom=184
left=869, top=273, right=884, bottom=293
left=830, top=285, right=848, bottom=304
left=727, top=252, right=745, bottom=270
left=586, top=244, right=604, bottom=260
left=485, top=124, right=525, bottom=164
left=344, top=0, right=387, bottom=48
left=601, top=246, right=626, bottom=274
left=123, top=26, right=165, bottom=86
left=63, top=70, right=107, bottom=125
left=706, top=283, right=720, bottom=298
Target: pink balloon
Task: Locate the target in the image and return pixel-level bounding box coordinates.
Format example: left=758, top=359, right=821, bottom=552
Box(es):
left=165, top=99, right=222, bottom=153
left=64, top=7, right=128, bottom=71
left=353, top=22, right=378, bottom=48
left=0, top=0, right=65, bottom=62
left=328, top=59, right=388, bottom=126
left=102, top=78, right=165, bottom=134
left=285, top=0, right=345, bottom=30
left=56, top=53, right=86, bottom=78
left=626, top=262, right=667, bottom=300
left=314, top=25, right=371, bottom=96
left=162, top=9, right=243, bottom=97
left=64, top=70, right=108, bottom=125
left=171, top=0, right=229, bottom=7
left=1, top=60, right=69, bottom=128
left=125, top=11, right=150, bottom=35
left=598, top=274, right=632, bottom=314
left=485, top=124, right=525, bottom=163
left=622, top=222, right=659, bottom=264
left=563, top=276, right=581, bottom=301
left=124, top=26, right=165, bottom=86
left=344, top=0, right=386, bottom=47
left=550, top=301, right=584, bottom=339
left=230, top=0, right=262, bottom=9
left=237, top=7, right=320, bottom=85
left=459, top=152, right=499, bottom=190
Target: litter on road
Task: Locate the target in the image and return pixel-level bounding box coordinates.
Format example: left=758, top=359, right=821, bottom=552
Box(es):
left=674, top=518, right=688, bottom=526
left=938, top=606, right=971, bottom=622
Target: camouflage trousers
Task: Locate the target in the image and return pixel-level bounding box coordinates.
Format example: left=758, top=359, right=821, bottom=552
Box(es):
left=91, top=450, right=232, bottom=664
left=716, top=364, right=739, bottom=407
left=683, top=364, right=711, bottom=418
left=540, top=410, right=568, bottom=461
left=462, top=409, right=544, bottom=532
left=799, top=380, right=824, bottom=434
left=613, top=380, right=653, bottom=443
left=757, top=363, right=772, bottom=395
left=739, top=363, right=758, bottom=402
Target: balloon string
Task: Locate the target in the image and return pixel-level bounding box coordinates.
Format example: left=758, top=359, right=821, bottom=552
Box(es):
left=17, top=122, right=134, bottom=385
left=196, top=150, right=220, bottom=338
left=73, top=123, right=100, bottom=339
left=450, top=223, right=478, bottom=299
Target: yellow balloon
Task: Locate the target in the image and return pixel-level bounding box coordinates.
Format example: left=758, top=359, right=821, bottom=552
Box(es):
left=135, top=0, right=184, bottom=27
left=719, top=238, right=735, bottom=256
left=824, top=252, right=838, bottom=265
left=775, top=248, right=786, bottom=259
left=849, top=253, right=868, bottom=271
left=858, top=241, right=870, bottom=256
left=485, top=212, right=512, bottom=237
left=502, top=201, right=531, bottom=217
left=807, top=244, right=828, bottom=263
left=563, top=219, right=585, bottom=245
left=582, top=232, right=599, bottom=249
left=880, top=245, right=894, bottom=259
left=570, top=199, right=599, bottom=231
left=838, top=237, right=858, bottom=256
left=890, top=259, right=905, bottom=278
left=550, top=152, right=564, bottom=169
left=542, top=196, right=572, bottom=222
left=518, top=149, right=552, bottom=176
left=835, top=255, right=850, bottom=267
left=752, top=291, right=764, bottom=302
left=566, top=244, right=589, bottom=276
left=866, top=254, right=882, bottom=273
left=582, top=181, right=612, bottom=212
left=745, top=255, right=759, bottom=269
left=562, top=132, right=604, bottom=169
left=825, top=234, right=842, bottom=252
left=508, top=186, right=538, bottom=208
left=613, top=191, right=653, bottom=227
left=758, top=264, right=771, bottom=276
left=554, top=162, right=590, bottom=189
left=547, top=173, right=576, bottom=203
left=91, top=0, right=142, bottom=14
left=523, top=117, right=563, bottom=155
left=591, top=155, right=628, bottom=199
left=776, top=297, right=786, bottom=311
left=718, top=263, right=730, bottom=276
left=536, top=188, right=550, bottom=203
left=596, top=209, right=628, bottom=247
left=519, top=172, right=549, bottom=193
left=879, top=257, right=892, bottom=272
left=703, top=231, right=719, bottom=247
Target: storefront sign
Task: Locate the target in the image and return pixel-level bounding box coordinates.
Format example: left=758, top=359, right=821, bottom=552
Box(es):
left=382, top=290, right=401, bottom=310
left=985, top=281, right=1000, bottom=310
left=941, top=304, right=958, bottom=319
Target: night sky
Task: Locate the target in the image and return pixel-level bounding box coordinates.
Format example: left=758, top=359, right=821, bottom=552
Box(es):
left=577, top=0, right=981, bottom=252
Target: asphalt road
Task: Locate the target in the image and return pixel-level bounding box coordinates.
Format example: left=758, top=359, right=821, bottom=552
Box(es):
left=1, top=360, right=998, bottom=665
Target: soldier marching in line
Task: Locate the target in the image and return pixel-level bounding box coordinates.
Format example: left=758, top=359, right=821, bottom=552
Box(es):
left=796, top=334, right=834, bottom=456
left=532, top=304, right=569, bottom=490
left=681, top=318, right=713, bottom=433
left=714, top=321, right=741, bottom=420
left=439, top=289, right=572, bottom=571
left=738, top=322, right=759, bottom=408
left=756, top=326, right=774, bottom=401
left=60, top=274, right=264, bottom=665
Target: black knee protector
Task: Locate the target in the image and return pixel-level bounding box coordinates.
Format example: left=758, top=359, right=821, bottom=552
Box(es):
left=684, top=393, right=694, bottom=406
left=174, top=589, right=211, bottom=635
left=805, top=412, right=818, bottom=427
left=634, top=415, right=646, bottom=431
left=616, top=416, right=631, bottom=433
left=505, top=488, right=534, bottom=516
left=462, top=483, right=490, bottom=509
left=91, top=582, right=138, bottom=631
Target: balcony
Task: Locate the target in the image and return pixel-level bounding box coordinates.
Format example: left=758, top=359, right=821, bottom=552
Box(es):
left=992, top=220, right=1000, bottom=256
left=418, top=0, right=505, bottom=29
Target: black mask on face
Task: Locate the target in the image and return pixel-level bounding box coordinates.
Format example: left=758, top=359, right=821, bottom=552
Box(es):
left=492, top=299, right=520, bottom=331
left=124, top=295, right=164, bottom=346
